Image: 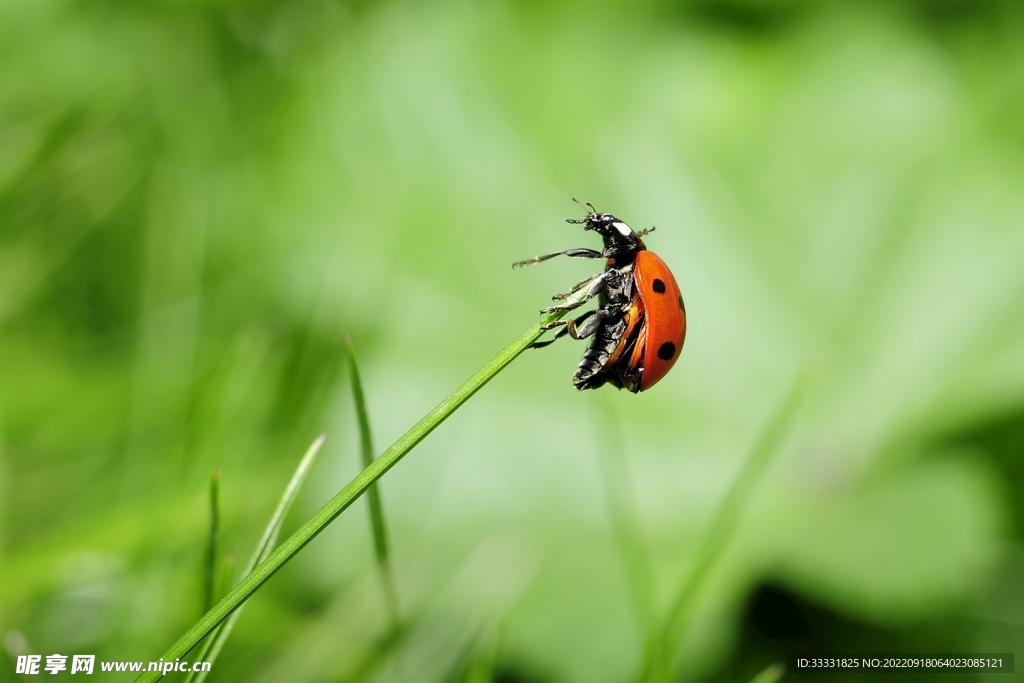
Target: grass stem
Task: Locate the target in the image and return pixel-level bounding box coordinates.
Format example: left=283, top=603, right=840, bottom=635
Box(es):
left=134, top=318, right=558, bottom=683
left=203, top=469, right=220, bottom=613
left=216, top=551, right=235, bottom=605
left=345, top=336, right=401, bottom=634
left=185, top=435, right=325, bottom=683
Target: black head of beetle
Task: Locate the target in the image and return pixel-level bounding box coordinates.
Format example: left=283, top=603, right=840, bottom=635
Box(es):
left=567, top=210, right=646, bottom=259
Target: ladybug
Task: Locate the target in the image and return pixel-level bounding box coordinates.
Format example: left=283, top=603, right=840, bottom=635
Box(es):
left=514, top=201, right=686, bottom=392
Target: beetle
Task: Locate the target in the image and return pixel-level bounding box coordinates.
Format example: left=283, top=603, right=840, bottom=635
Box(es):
left=514, top=202, right=686, bottom=392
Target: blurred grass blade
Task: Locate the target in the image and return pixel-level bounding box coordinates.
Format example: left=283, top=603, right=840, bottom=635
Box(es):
left=749, top=662, right=785, bottom=683
left=217, top=551, right=235, bottom=604
left=203, top=469, right=221, bottom=612
left=643, top=370, right=811, bottom=683
left=462, top=626, right=498, bottom=683
left=595, top=398, right=656, bottom=631
left=184, top=435, right=325, bottom=683
left=134, top=314, right=566, bottom=683
left=345, top=335, right=401, bottom=633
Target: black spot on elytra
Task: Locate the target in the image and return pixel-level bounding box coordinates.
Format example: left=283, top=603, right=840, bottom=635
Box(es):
left=679, top=295, right=686, bottom=313
left=652, top=278, right=667, bottom=294
left=657, top=341, right=676, bottom=360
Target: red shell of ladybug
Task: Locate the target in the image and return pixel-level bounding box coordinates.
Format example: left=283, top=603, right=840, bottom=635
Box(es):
left=629, top=250, right=687, bottom=391
left=514, top=203, right=686, bottom=392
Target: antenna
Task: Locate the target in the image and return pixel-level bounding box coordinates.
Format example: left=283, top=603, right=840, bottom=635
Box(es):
left=568, top=198, right=596, bottom=224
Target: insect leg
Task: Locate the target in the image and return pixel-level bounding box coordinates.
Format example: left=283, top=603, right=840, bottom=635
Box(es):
left=512, top=248, right=602, bottom=269
left=565, top=309, right=607, bottom=339
left=540, top=271, right=609, bottom=314
left=531, top=310, right=597, bottom=349
left=552, top=273, right=602, bottom=301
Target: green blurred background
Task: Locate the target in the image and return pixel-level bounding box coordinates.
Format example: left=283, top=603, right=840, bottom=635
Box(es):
left=2, top=0, right=1024, bottom=680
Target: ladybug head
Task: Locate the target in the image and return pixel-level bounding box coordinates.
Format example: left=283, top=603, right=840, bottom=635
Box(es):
left=567, top=206, right=644, bottom=256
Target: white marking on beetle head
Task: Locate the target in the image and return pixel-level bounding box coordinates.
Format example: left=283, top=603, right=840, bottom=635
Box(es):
left=612, top=221, right=633, bottom=236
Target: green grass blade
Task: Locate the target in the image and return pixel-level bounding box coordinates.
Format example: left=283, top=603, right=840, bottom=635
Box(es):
left=183, top=435, right=325, bottom=683
left=203, top=469, right=221, bottom=612
left=642, top=371, right=811, bottom=683
left=217, top=551, right=235, bottom=603
left=345, top=335, right=400, bottom=633
left=134, top=317, right=561, bottom=683
left=180, top=634, right=214, bottom=683
left=749, top=662, right=785, bottom=683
